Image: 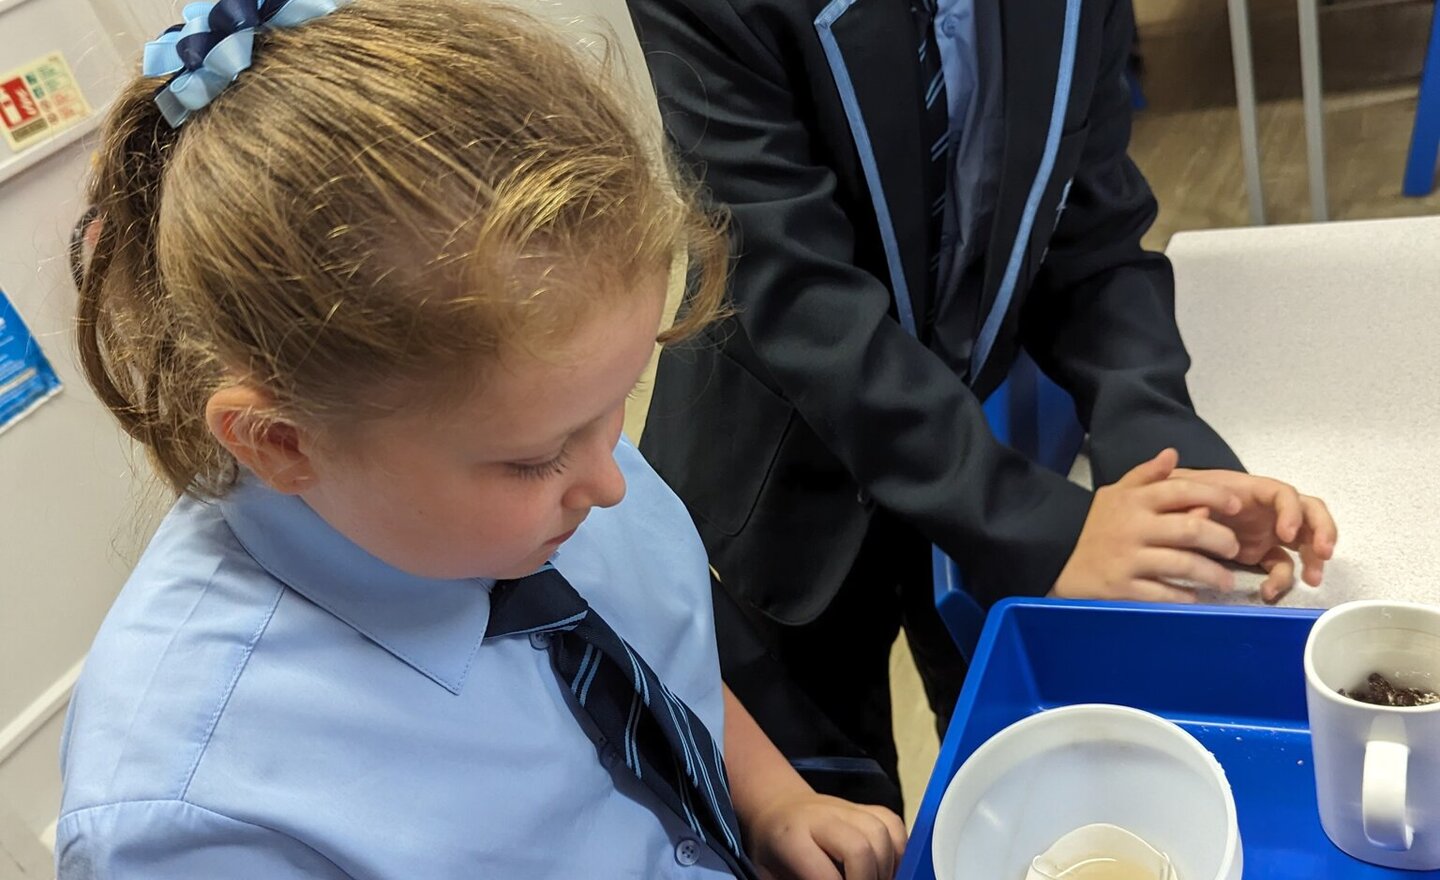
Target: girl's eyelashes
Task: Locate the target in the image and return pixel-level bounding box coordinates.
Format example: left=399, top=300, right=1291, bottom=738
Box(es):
left=507, top=446, right=571, bottom=480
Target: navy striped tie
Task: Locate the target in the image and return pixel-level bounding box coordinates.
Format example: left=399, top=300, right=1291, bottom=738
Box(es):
left=487, top=567, right=758, bottom=879
left=914, top=0, right=950, bottom=291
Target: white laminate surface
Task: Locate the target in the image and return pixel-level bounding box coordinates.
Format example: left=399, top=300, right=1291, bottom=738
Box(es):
left=1160, top=216, right=1440, bottom=606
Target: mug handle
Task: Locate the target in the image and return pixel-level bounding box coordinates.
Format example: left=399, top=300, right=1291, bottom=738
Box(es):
left=1363, top=739, right=1414, bottom=851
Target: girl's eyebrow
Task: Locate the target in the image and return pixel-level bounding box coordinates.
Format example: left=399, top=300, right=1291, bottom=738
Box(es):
left=494, top=387, right=628, bottom=459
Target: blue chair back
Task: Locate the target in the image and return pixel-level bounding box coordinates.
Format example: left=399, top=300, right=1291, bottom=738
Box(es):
left=932, top=352, right=1085, bottom=660
left=1403, top=0, right=1440, bottom=196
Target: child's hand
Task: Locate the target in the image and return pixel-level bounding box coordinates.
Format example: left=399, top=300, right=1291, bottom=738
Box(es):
left=1170, top=467, right=1337, bottom=602
left=1052, top=448, right=1244, bottom=603
left=746, top=793, right=906, bottom=880
left=722, top=687, right=903, bottom=878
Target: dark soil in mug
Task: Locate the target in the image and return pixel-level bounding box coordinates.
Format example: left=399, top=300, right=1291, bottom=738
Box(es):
left=1340, top=672, right=1440, bottom=707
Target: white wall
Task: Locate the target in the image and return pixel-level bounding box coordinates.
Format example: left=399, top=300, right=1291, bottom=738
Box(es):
left=0, top=0, right=662, bottom=869
left=0, top=0, right=170, bottom=857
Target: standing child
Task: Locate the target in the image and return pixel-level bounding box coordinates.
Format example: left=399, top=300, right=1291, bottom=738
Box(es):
left=56, top=1, right=905, bottom=877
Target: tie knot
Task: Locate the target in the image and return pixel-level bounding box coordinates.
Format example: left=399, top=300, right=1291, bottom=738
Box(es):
left=486, top=566, right=591, bottom=640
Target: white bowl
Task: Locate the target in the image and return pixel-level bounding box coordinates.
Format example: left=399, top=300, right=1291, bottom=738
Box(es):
left=931, top=704, right=1242, bottom=880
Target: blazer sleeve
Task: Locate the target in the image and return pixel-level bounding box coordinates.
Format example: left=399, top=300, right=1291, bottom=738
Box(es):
left=1020, top=0, right=1244, bottom=485
left=628, top=0, right=1093, bottom=603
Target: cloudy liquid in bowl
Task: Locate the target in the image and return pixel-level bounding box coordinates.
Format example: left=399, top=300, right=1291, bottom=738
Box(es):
left=1035, top=857, right=1174, bottom=880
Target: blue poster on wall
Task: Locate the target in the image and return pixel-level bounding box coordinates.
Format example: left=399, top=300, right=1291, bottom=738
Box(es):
left=0, top=288, right=62, bottom=435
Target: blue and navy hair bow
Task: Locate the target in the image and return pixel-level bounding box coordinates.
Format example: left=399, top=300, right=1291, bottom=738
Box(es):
left=143, top=0, right=345, bottom=127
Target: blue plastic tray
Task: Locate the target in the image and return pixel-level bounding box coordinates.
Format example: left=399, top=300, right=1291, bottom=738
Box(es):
left=898, top=599, right=1440, bottom=879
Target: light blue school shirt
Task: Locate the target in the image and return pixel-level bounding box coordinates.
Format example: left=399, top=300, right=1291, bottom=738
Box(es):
left=56, top=438, right=736, bottom=879
left=932, top=0, right=1006, bottom=378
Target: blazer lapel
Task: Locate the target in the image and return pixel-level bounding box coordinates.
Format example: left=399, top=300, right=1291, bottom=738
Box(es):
left=815, top=0, right=931, bottom=337
left=972, top=0, right=1083, bottom=388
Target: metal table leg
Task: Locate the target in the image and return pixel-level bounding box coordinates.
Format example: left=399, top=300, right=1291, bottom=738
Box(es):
left=1227, top=0, right=1267, bottom=224
left=1298, top=0, right=1329, bottom=220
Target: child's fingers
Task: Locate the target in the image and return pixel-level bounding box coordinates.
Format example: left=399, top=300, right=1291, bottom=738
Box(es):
left=1147, top=513, right=1240, bottom=560
left=847, top=810, right=897, bottom=879
left=813, top=821, right=881, bottom=880
left=1281, top=497, right=1334, bottom=587
left=1298, top=540, right=1327, bottom=587
left=1138, top=548, right=1236, bottom=592
left=1125, top=578, right=1200, bottom=604
left=1116, top=448, right=1179, bottom=488
left=857, top=805, right=907, bottom=875
left=1259, top=546, right=1295, bottom=603
left=1300, top=495, right=1338, bottom=558
left=1267, top=481, right=1304, bottom=544
left=771, top=835, right=843, bottom=880
left=1143, top=478, right=1242, bottom=516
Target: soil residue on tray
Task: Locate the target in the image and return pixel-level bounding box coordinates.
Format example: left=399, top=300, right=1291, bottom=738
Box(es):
left=1340, top=672, right=1440, bottom=707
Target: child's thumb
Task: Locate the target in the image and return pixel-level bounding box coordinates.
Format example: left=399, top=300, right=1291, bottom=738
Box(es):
left=1117, top=447, right=1179, bottom=487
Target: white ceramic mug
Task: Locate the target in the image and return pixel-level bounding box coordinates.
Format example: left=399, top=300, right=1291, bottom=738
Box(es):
left=1304, top=600, right=1440, bottom=870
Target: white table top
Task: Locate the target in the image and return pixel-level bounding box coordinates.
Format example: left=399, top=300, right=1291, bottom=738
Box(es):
left=1153, top=216, right=1440, bottom=607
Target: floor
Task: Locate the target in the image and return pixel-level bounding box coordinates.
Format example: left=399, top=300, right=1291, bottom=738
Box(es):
left=890, top=0, right=1440, bottom=824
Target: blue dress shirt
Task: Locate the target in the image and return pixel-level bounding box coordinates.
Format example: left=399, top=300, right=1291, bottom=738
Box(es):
left=56, top=438, right=736, bottom=879
left=933, top=0, right=1005, bottom=378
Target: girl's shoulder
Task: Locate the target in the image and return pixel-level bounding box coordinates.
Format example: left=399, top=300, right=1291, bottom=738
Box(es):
left=61, top=495, right=285, bottom=812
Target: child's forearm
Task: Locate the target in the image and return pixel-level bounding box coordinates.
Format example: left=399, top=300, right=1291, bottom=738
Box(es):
left=721, top=685, right=908, bottom=876
left=722, top=684, right=813, bottom=830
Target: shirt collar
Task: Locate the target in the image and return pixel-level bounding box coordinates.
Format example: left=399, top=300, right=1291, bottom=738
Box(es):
left=219, top=476, right=494, bottom=694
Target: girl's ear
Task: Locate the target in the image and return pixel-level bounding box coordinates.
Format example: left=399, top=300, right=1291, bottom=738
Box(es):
left=205, top=385, right=317, bottom=495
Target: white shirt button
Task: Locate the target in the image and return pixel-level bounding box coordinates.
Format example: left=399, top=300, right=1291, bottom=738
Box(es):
left=674, top=838, right=701, bottom=867
left=529, top=632, right=552, bottom=650
left=941, top=14, right=962, bottom=37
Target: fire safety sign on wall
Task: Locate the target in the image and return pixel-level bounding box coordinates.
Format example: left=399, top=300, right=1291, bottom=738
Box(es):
left=0, top=51, right=92, bottom=153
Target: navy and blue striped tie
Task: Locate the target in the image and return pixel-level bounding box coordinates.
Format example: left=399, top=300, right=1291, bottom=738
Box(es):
left=914, top=0, right=950, bottom=291
left=487, top=567, right=758, bottom=879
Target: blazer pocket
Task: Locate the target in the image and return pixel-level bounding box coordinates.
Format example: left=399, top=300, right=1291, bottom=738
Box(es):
left=683, top=352, right=796, bottom=538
